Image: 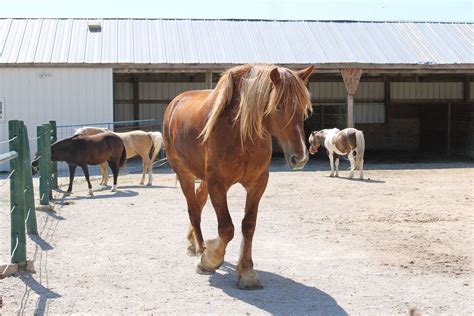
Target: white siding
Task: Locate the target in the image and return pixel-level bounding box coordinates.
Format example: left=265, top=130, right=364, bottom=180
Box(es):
left=355, top=103, right=385, bottom=123
left=0, top=67, right=113, bottom=171
left=391, top=82, right=463, bottom=100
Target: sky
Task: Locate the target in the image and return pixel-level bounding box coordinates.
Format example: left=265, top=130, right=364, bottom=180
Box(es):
left=0, top=0, right=472, bottom=22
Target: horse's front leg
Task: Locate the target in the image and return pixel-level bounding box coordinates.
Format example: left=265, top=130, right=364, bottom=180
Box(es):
left=238, top=172, right=269, bottom=290
left=140, top=156, right=152, bottom=186
left=197, top=180, right=234, bottom=274
left=348, top=151, right=356, bottom=179
left=81, top=164, right=93, bottom=196
left=66, top=164, right=76, bottom=195
left=328, top=153, right=335, bottom=177
left=335, top=156, right=340, bottom=177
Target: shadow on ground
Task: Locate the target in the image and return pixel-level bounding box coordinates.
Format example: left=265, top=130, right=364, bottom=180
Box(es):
left=209, top=262, right=347, bottom=316
left=18, top=273, right=61, bottom=316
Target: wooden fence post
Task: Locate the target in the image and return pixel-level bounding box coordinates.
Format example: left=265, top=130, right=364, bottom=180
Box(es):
left=49, top=120, right=58, bottom=189
left=9, top=120, right=26, bottom=264
left=43, top=123, right=53, bottom=199
left=21, top=122, right=37, bottom=235
left=37, top=125, right=49, bottom=205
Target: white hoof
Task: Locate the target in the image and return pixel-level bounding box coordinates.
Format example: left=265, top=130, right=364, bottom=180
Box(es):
left=348, top=173, right=354, bottom=179
left=88, top=189, right=94, bottom=196
left=111, top=185, right=117, bottom=192
left=146, top=182, right=152, bottom=187
left=329, top=172, right=335, bottom=177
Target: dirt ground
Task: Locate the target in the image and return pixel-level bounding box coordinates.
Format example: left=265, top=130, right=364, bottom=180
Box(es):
left=0, top=159, right=472, bottom=315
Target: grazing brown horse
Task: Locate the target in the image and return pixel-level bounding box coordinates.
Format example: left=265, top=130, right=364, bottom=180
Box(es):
left=308, top=128, right=365, bottom=179
left=163, top=64, right=313, bottom=289
left=32, top=132, right=126, bottom=196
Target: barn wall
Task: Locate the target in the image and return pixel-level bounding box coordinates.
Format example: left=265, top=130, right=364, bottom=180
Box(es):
left=0, top=67, right=113, bottom=171
left=114, top=81, right=206, bottom=128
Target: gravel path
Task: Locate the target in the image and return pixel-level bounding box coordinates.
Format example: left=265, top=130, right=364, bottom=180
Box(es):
left=1, top=160, right=472, bottom=315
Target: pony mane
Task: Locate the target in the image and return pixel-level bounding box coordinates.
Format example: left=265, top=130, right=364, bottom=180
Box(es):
left=75, top=126, right=109, bottom=135
left=200, top=64, right=312, bottom=143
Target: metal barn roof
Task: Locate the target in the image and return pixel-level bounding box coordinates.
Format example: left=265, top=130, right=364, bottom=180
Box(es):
left=0, top=18, right=472, bottom=69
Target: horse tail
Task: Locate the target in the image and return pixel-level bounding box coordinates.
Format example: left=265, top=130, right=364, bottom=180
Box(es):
left=199, top=70, right=234, bottom=142
left=119, top=146, right=127, bottom=168
left=148, top=131, right=163, bottom=162
left=355, top=130, right=365, bottom=170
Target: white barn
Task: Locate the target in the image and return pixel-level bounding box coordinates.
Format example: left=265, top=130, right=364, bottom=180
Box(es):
left=1, top=18, right=473, bottom=170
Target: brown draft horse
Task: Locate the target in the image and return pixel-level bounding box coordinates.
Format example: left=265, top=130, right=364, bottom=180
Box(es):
left=163, top=64, right=314, bottom=289
left=32, top=132, right=126, bottom=196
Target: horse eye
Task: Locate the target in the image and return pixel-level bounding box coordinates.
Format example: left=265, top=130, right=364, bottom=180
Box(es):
left=276, top=105, right=283, bottom=112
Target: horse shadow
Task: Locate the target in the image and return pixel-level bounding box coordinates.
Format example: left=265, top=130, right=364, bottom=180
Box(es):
left=324, top=176, right=385, bottom=184
left=19, top=273, right=61, bottom=316
left=118, top=184, right=175, bottom=189
left=65, top=189, right=138, bottom=201
left=209, top=263, right=348, bottom=315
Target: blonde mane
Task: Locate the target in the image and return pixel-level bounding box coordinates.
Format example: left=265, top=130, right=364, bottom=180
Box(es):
left=200, top=64, right=312, bottom=143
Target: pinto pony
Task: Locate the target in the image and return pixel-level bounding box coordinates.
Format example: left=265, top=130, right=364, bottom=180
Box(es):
left=308, top=128, right=365, bottom=179
left=163, top=64, right=314, bottom=289
left=75, top=127, right=162, bottom=186
left=32, top=132, right=126, bottom=195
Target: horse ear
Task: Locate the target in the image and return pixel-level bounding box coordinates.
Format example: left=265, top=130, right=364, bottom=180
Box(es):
left=270, top=67, right=281, bottom=85
left=298, top=65, right=314, bottom=83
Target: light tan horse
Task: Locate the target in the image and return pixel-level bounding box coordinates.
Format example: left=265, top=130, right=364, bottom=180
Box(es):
left=75, top=127, right=162, bottom=186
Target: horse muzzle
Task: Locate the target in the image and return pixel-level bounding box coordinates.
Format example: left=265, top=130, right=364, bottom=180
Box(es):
left=286, top=151, right=308, bottom=170
left=309, top=145, right=319, bottom=155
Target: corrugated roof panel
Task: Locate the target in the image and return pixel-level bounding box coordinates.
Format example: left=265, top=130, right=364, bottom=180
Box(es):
left=84, top=18, right=103, bottom=63
left=132, top=19, right=150, bottom=64
left=16, top=19, right=42, bottom=63
left=34, top=19, right=58, bottom=63
left=101, top=19, right=118, bottom=63
left=68, top=19, right=87, bottom=63
left=148, top=19, right=167, bottom=63
left=0, top=19, right=13, bottom=60
left=0, top=18, right=472, bottom=66
left=2, top=19, right=28, bottom=63
left=117, top=19, right=134, bottom=63
left=51, top=19, right=73, bottom=63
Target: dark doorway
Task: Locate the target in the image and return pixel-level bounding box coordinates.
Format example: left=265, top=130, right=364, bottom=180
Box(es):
left=419, top=103, right=449, bottom=153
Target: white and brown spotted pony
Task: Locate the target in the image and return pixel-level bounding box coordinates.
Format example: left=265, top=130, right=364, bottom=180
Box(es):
left=75, top=127, right=162, bottom=186
left=308, top=128, right=365, bottom=179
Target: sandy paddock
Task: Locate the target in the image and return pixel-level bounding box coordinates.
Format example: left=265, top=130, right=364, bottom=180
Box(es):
left=0, top=159, right=472, bottom=315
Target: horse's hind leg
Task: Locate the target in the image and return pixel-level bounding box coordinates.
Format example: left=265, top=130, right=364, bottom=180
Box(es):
left=335, top=156, right=340, bottom=177
left=81, top=164, right=93, bottom=196
left=187, top=180, right=208, bottom=256
left=100, top=162, right=108, bottom=186
left=238, top=172, right=268, bottom=289
left=108, top=161, right=120, bottom=192
left=178, top=172, right=206, bottom=258
left=197, top=179, right=234, bottom=274
left=66, top=164, right=77, bottom=195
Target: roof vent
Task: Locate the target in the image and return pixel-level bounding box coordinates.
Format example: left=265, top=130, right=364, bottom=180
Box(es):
left=88, top=20, right=102, bottom=32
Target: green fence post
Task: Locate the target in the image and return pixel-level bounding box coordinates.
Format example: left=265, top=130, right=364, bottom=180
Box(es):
left=37, top=125, right=49, bottom=205
left=9, top=120, right=27, bottom=264
left=49, top=120, right=58, bottom=189
left=43, top=123, right=53, bottom=200
left=21, top=122, right=38, bottom=235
